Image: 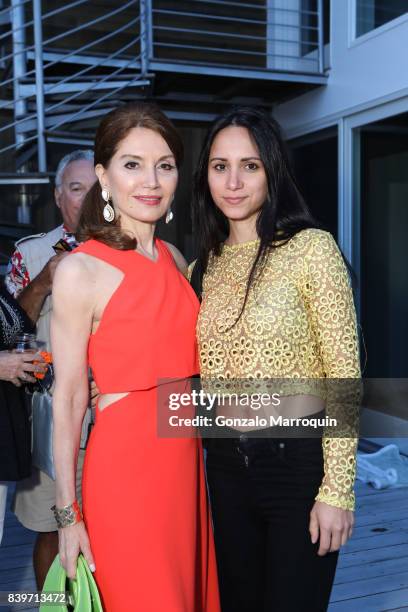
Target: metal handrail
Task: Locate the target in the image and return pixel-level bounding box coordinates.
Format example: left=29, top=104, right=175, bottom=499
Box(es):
left=43, top=35, right=140, bottom=97
left=0, top=0, right=138, bottom=64
left=50, top=72, right=148, bottom=132
left=152, top=8, right=265, bottom=27
left=188, top=0, right=272, bottom=10
left=188, top=0, right=318, bottom=15
left=0, top=0, right=30, bottom=18
left=0, top=39, right=141, bottom=139
left=45, top=41, right=142, bottom=115
left=0, top=16, right=140, bottom=102
left=0, top=45, right=144, bottom=140
left=154, top=42, right=317, bottom=63
left=153, top=25, right=319, bottom=48
left=41, top=0, right=137, bottom=48
left=0, top=134, right=38, bottom=157
left=152, top=8, right=319, bottom=31
left=40, top=0, right=89, bottom=21
left=0, top=0, right=88, bottom=40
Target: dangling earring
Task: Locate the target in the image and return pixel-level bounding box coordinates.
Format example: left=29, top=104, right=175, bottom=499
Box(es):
left=165, top=207, right=174, bottom=224
left=101, top=187, right=115, bottom=223
left=165, top=196, right=174, bottom=224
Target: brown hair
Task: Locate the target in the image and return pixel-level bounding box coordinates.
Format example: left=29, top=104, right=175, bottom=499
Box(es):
left=76, top=102, right=183, bottom=249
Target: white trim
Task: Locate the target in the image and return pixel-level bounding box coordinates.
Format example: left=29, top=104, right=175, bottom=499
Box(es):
left=149, top=61, right=327, bottom=84
left=348, top=0, right=357, bottom=46
left=324, top=42, right=331, bottom=72
left=347, top=119, right=361, bottom=319
left=282, top=114, right=338, bottom=140
left=351, top=7, right=408, bottom=47
left=338, top=118, right=358, bottom=277
left=338, top=117, right=345, bottom=247
left=343, top=96, right=408, bottom=128
left=283, top=88, right=408, bottom=139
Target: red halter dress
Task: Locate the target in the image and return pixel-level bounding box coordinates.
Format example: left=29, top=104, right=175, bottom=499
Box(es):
left=75, top=238, right=220, bottom=612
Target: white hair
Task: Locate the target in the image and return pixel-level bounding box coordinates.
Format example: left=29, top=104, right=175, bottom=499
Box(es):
left=55, top=149, right=94, bottom=188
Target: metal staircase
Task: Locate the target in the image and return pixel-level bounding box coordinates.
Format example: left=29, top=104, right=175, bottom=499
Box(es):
left=0, top=0, right=151, bottom=182
left=0, top=0, right=326, bottom=255
left=0, top=0, right=326, bottom=182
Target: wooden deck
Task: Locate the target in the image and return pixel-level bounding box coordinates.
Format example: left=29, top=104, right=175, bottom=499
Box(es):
left=330, top=480, right=408, bottom=611
left=0, top=481, right=407, bottom=611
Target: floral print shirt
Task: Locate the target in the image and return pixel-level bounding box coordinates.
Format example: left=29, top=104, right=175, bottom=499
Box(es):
left=5, top=226, right=77, bottom=298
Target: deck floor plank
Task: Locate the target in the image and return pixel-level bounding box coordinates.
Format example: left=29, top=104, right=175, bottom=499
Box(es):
left=335, top=557, right=408, bottom=584
left=329, top=588, right=408, bottom=612
left=331, top=570, right=408, bottom=601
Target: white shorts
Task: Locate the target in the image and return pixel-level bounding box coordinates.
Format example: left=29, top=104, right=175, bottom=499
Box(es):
left=12, top=449, right=85, bottom=532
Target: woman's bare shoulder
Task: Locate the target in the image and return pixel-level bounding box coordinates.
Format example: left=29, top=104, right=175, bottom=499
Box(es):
left=52, top=252, right=97, bottom=300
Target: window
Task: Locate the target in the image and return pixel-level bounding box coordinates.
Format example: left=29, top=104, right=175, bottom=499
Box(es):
left=356, top=0, right=407, bottom=37
left=289, top=127, right=338, bottom=239
left=360, top=112, right=408, bottom=376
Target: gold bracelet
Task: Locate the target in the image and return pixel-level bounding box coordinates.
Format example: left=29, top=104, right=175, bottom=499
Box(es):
left=51, top=499, right=83, bottom=529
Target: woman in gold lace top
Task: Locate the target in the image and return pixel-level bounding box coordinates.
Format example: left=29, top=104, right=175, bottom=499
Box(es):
left=190, top=107, right=360, bottom=612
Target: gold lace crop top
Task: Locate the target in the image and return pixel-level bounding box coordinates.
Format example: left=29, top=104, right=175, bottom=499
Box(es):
left=191, top=229, right=361, bottom=511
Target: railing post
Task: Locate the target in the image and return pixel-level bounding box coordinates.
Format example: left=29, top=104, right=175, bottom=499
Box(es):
left=146, top=0, right=153, bottom=59
left=317, top=0, right=324, bottom=74
left=33, top=0, right=47, bottom=172
left=11, top=0, right=27, bottom=147
left=12, top=0, right=31, bottom=223
left=140, top=0, right=153, bottom=74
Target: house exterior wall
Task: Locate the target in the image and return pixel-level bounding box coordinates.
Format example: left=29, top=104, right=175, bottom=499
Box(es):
left=274, top=0, right=408, bottom=137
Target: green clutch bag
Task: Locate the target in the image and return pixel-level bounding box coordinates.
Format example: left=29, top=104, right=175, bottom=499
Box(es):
left=40, top=554, right=103, bottom=611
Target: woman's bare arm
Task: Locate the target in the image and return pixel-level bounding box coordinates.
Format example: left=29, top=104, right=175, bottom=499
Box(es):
left=51, top=253, right=96, bottom=577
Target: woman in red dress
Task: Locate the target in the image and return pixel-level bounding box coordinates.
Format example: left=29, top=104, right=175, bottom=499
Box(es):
left=51, top=103, right=220, bottom=611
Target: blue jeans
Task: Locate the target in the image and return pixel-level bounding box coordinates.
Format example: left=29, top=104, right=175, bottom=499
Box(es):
left=205, top=430, right=339, bottom=612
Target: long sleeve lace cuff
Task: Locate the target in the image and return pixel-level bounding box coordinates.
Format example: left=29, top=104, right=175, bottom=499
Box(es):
left=315, top=436, right=358, bottom=511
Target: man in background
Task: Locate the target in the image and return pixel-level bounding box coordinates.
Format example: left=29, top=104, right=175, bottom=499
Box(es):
left=5, top=149, right=96, bottom=588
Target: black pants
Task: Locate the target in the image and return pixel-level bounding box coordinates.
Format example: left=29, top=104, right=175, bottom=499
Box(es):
left=205, top=430, right=339, bottom=612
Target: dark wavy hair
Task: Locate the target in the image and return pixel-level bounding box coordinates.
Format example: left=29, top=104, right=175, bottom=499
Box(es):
left=190, top=106, right=321, bottom=315
left=76, top=102, right=183, bottom=250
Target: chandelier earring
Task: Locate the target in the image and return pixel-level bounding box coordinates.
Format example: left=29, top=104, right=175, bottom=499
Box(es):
left=165, top=196, right=175, bottom=224
left=101, top=187, right=115, bottom=223
left=165, top=208, right=174, bottom=224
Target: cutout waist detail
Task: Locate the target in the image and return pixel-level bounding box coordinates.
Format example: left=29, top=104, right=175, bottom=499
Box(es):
left=98, top=392, right=130, bottom=413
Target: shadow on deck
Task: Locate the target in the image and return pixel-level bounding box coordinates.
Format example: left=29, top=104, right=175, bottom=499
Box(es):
left=0, top=481, right=408, bottom=611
